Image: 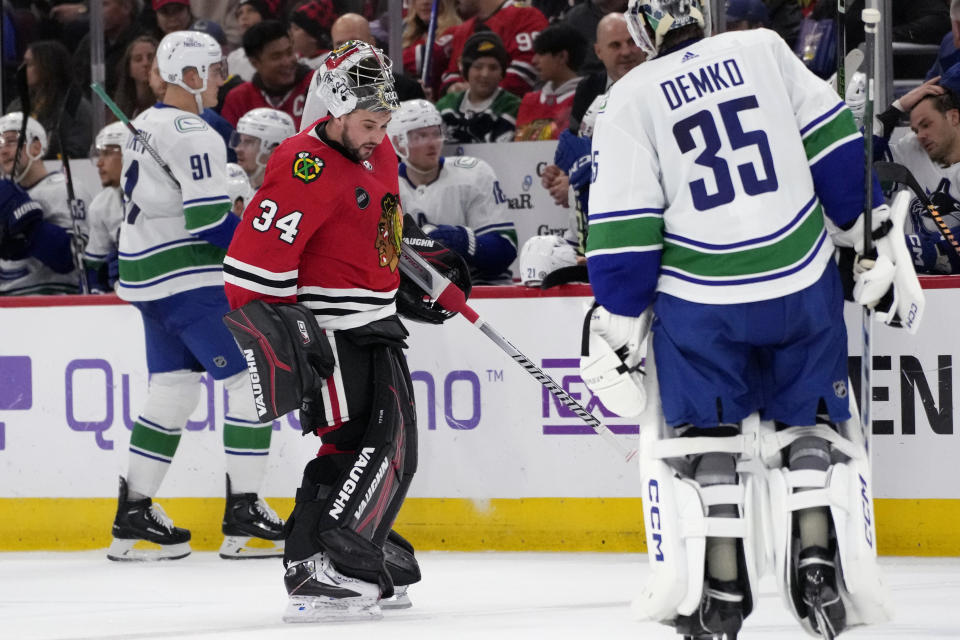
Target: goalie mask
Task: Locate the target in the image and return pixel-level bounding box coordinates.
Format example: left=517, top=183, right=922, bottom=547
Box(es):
left=316, top=40, right=399, bottom=118
left=626, top=0, right=711, bottom=59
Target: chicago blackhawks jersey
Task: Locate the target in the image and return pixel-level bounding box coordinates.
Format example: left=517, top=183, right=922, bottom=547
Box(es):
left=398, top=155, right=517, bottom=247
left=116, top=104, right=232, bottom=301
left=514, top=76, right=581, bottom=141
left=0, top=172, right=87, bottom=295
left=224, top=120, right=403, bottom=331
left=588, top=28, right=874, bottom=316
left=441, top=0, right=547, bottom=97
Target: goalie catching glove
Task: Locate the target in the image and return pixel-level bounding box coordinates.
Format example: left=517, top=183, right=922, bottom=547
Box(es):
left=579, top=303, right=651, bottom=417
left=834, top=192, right=925, bottom=334
left=397, top=213, right=472, bottom=324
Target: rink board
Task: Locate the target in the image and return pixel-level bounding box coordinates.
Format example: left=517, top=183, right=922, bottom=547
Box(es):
left=1, top=282, right=960, bottom=554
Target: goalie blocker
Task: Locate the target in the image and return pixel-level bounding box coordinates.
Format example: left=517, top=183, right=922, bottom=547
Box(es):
left=397, top=213, right=471, bottom=324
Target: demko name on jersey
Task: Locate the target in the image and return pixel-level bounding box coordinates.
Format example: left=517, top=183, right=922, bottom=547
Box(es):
left=660, top=58, right=746, bottom=111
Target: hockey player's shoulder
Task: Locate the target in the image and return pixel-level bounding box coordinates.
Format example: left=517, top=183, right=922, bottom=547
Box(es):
left=448, top=155, right=485, bottom=170
left=270, top=132, right=330, bottom=186
left=171, top=113, right=210, bottom=134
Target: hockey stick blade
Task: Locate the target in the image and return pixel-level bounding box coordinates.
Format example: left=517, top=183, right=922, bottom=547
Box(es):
left=398, top=245, right=636, bottom=462
left=539, top=264, right=588, bottom=289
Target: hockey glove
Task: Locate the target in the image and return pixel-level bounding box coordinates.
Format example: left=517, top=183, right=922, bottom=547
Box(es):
left=0, top=179, right=43, bottom=257
left=427, top=224, right=475, bottom=260
left=579, top=303, right=650, bottom=417
left=853, top=191, right=925, bottom=333
left=398, top=214, right=472, bottom=324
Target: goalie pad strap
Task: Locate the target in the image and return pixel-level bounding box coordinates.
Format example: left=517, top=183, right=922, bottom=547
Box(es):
left=223, top=300, right=334, bottom=422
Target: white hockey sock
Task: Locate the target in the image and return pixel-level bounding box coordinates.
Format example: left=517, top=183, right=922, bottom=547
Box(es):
left=222, top=372, right=272, bottom=495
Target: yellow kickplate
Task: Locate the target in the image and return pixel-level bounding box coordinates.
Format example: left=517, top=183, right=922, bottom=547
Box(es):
left=131, top=540, right=163, bottom=551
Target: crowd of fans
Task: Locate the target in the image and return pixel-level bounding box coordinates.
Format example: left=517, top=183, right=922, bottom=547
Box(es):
left=1, top=0, right=959, bottom=298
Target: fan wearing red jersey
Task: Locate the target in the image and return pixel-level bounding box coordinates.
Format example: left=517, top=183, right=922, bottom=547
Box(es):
left=223, top=41, right=419, bottom=623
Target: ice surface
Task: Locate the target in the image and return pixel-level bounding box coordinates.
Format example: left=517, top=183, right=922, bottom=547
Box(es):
left=0, top=552, right=956, bottom=639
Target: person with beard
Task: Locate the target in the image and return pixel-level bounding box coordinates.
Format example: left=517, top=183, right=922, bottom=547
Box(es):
left=221, top=19, right=315, bottom=128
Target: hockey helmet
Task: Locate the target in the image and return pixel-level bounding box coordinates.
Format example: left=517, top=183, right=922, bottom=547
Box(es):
left=226, top=162, right=254, bottom=214
left=0, top=112, right=48, bottom=182
left=519, top=234, right=578, bottom=287
left=94, top=122, right=129, bottom=154
left=156, top=30, right=226, bottom=111
left=231, top=107, right=295, bottom=171
left=626, top=0, right=711, bottom=59
left=316, top=40, right=398, bottom=118
left=386, top=99, right=445, bottom=161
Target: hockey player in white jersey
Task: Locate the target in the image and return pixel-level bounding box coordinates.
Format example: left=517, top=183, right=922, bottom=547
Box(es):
left=0, top=113, right=87, bottom=295
left=581, top=2, right=923, bottom=639
left=107, top=30, right=285, bottom=562
left=387, top=99, right=518, bottom=284
left=84, top=122, right=127, bottom=293
left=229, top=107, right=296, bottom=189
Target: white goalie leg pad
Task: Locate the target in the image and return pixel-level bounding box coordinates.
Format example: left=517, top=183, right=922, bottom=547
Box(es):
left=764, top=411, right=892, bottom=631
left=631, top=351, right=765, bottom=624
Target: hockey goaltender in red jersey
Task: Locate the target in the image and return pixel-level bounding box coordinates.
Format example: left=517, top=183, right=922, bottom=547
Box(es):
left=222, top=40, right=425, bottom=623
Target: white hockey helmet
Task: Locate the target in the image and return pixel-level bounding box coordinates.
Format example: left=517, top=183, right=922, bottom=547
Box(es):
left=94, top=121, right=129, bottom=153
left=519, top=234, right=579, bottom=287
left=0, top=112, right=48, bottom=182
left=316, top=40, right=399, bottom=118
left=386, top=99, right=444, bottom=160
left=626, top=0, right=711, bottom=59
left=231, top=107, right=295, bottom=167
left=156, top=31, right=226, bottom=111
left=226, top=162, right=254, bottom=214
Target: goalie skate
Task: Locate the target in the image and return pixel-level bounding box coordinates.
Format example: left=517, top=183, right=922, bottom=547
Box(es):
left=107, top=477, right=191, bottom=561
left=380, top=585, right=411, bottom=610
left=282, top=552, right=382, bottom=622
left=219, top=476, right=285, bottom=559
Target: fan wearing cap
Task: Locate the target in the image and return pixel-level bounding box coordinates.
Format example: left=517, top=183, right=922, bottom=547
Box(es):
left=388, top=98, right=517, bottom=284
left=224, top=40, right=430, bottom=622
left=221, top=19, right=315, bottom=128
left=226, top=0, right=269, bottom=82
left=83, top=122, right=128, bottom=293
left=435, top=31, right=521, bottom=143
left=725, top=0, right=769, bottom=31
left=0, top=113, right=88, bottom=295
left=153, top=0, right=193, bottom=37
left=289, top=0, right=335, bottom=69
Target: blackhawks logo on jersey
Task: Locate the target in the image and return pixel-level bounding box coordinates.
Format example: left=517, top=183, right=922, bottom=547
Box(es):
left=292, top=151, right=324, bottom=183
left=375, top=193, right=403, bottom=272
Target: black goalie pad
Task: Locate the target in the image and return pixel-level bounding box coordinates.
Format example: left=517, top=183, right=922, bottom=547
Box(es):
left=223, top=300, right=335, bottom=423
left=398, top=213, right=472, bottom=324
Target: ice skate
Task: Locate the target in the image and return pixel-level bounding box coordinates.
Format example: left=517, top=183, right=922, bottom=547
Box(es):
left=676, top=578, right=743, bottom=640
left=379, top=584, right=411, bottom=610
left=219, top=475, right=285, bottom=559
left=799, top=546, right=846, bottom=639
left=282, top=552, right=382, bottom=622
left=107, top=477, right=191, bottom=561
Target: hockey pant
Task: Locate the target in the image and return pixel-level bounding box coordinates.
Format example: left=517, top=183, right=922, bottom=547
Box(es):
left=632, top=348, right=890, bottom=632
left=284, top=334, right=418, bottom=595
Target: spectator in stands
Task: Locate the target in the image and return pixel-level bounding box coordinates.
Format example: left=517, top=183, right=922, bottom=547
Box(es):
left=113, top=36, right=158, bottom=120
left=402, top=0, right=461, bottom=99
left=533, top=0, right=574, bottom=22
left=8, top=40, right=93, bottom=159
left=562, top=0, right=625, bottom=76
left=763, top=0, right=802, bottom=49
left=725, top=0, right=769, bottom=32
left=568, top=12, right=643, bottom=135
left=435, top=31, right=520, bottom=143
left=289, top=0, right=335, bottom=69
left=299, top=14, right=426, bottom=128
left=153, top=0, right=194, bottom=37
left=927, top=0, right=960, bottom=81
left=83, top=122, right=127, bottom=293
left=229, top=107, right=295, bottom=188
left=73, top=0, right=141, bottom=98
left=220, top=19, right=314, bottom=128
left=874, top=71, right=960, bottom=274
left=514, top=23, right=586, bottom=141
left=227, top=0, right=268, bottom=82
left=440, top=0, right=548, bottom=98
left=0, top=114, right=84, bottom=295
left=388, top=99, right=518, bottom=284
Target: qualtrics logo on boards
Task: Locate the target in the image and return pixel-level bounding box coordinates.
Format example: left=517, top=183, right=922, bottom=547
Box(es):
left=539, top=358, right=638, bottom=436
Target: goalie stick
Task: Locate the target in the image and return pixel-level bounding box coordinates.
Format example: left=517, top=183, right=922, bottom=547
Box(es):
left=420, top=0, right=439, bottom=88
left=873, top=160, right=960, bottom=260
left=398, top=236, right=637, bottom=463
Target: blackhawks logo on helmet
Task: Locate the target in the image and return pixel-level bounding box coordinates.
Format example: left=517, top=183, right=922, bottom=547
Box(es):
left=292, top=151, right=324, bottom=183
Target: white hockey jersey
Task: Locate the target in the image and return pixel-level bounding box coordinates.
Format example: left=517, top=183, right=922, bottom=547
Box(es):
left=84, top=186, right=123, bottom=265
left=588, top=28, right=867, bottom=316
left=0, top=171, right=87, bottom=295
left=117, top=104, right=232, bottom=301
left=889, top=132, right=960, bottom=233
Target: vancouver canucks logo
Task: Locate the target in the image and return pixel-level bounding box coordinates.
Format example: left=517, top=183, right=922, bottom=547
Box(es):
left=292, top=151, right=324, bottom=183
